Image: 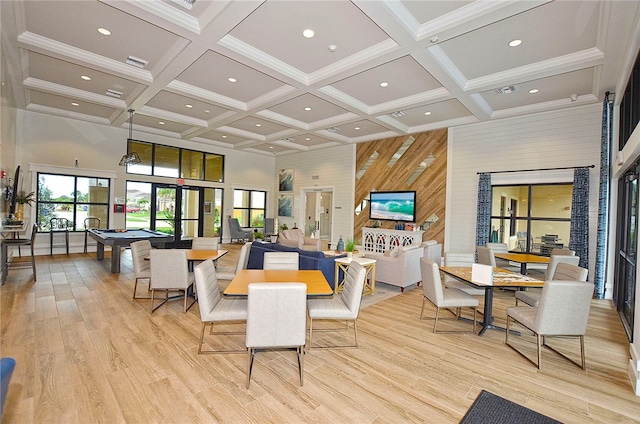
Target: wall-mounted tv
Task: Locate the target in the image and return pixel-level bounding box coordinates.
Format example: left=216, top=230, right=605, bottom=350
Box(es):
left=369, top=191, right=417, bottom=223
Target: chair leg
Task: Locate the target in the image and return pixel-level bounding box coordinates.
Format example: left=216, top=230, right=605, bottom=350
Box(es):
left=433, top=307, right=440, bottom=333
left=308, top=318, right=314, bottom=350
left=579, top=335, right=586, bottom=370
left=297, top=345, right=304, bottom=386
left=353, top=319, right=358, bottom=347
left=84, top=232, right=88, bottom=253
left=246, top=348, right=255, bottom=389
left=419, top=296, right=427, bottom=319
left=536, top=333, right=543, bottom=369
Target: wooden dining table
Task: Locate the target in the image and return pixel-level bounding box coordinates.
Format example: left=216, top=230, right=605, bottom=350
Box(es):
left=440, top=266, right=544, bottom=335
left=493, top=252, right=550, bottom=275
left=224, top=269, right=333, bottom=297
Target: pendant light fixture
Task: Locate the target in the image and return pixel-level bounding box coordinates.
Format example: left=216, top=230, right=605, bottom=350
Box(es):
left=119, top=109, right=141, bottom=166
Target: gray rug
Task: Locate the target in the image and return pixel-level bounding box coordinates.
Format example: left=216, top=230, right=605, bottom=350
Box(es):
left=460, top=390, right=562, bottom=424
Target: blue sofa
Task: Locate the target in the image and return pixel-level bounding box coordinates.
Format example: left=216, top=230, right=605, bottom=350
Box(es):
left=246, top=242, right=346, bottom=290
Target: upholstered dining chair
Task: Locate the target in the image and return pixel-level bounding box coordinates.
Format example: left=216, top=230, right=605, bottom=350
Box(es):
left=550, top=248, right=575, bottom=256
left=216, top=242, right=252, bottom=281
left=506, top=280, right=594, bottom=369
left=246, top=282, right=307, bottom=388
left=130, top=240, right=152, bottom=299
left=476, top=246, right=497, bottom=268
left=307, top=261, right=366, bottom=349
left=485, top=242, right=510, bottom=268
left=420, top=258, right=479, bottom=333
left=193, top=260, right=247, bottom=354
left=542, top=254, right=581, bottom=281
left=192, top=237, right=219, bottom=250
left=442, top=252, right=485, bottom=297
left=515, top=262, right=588, bottom=307
left=149, top=249, right=196, bottom=313
left=263, top=252, right=299, bottom=270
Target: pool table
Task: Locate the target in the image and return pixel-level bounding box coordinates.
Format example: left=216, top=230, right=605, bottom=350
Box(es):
left=87, top=229, right=174, bottom=273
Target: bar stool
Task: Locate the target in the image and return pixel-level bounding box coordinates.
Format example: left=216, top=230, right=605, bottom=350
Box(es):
left=49, top=218, right=70, bottom=255
left=2, top=224, right=37, bottom=283
left=83, top=217, right=101, bottom=253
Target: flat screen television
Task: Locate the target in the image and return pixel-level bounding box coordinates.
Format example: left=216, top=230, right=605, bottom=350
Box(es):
left=369, top=191, right=417, bottom=223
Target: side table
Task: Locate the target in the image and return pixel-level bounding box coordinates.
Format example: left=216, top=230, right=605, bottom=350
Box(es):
left=334, top=256, right=376, bottom=296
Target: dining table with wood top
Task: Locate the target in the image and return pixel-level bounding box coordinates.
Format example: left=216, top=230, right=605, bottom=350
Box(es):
left=224, top=269, right=333, bottom=297
left=493, top=252, right=550, bottom=275
left=439, top=266, right=544, bottom=335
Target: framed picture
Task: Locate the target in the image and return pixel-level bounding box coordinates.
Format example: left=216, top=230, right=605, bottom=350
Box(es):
left=278, top=194, right=293, bottom=217
left=203, top=201, right=212, bottom=214
left=278, top=168, right=294, bottom=192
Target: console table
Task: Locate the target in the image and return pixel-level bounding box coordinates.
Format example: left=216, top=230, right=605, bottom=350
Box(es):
left=361, top=227, right=424, bottom=254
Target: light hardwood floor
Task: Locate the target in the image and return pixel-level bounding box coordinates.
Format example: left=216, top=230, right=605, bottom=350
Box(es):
left=1, top=244, right=639, bottom=423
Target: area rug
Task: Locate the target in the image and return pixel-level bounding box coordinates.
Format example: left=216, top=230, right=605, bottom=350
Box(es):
left=460, top=390, right=562, bottom=424
left=359, top=281, right=408, bottom=309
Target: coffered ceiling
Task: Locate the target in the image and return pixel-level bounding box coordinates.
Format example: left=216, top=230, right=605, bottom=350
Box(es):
left=2, top=0, right=639, bottom=156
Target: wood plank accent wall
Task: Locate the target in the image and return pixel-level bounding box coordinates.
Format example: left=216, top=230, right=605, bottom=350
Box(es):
left=355, top=129, right=447, bottom=245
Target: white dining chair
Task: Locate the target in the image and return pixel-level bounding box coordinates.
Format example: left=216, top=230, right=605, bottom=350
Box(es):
left=193, top=260, right=247, bottom=354
left=246, top=282, right=307, bottom=388
left=263, top=252, right=299, bottom=270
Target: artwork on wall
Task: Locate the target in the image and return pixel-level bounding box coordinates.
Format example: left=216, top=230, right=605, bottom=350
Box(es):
left=279, top=169, right=294, bottom=192
left=203, top=201, right=212, bottom=214
left=278, top=194, right=293, bottom=217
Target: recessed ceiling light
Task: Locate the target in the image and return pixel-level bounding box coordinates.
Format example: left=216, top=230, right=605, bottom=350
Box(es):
left=158, top=121, right=165, bottom=125
left=255, top=123, right=262, bottom=127
left=424, top=111, right=432, bottom=116
left=97, top=27, right=111, bottom=36
left=227, top=77, right=237, bottom=83
left=222, top=135, right=227, bottom=138
left=304, top=107, right=311, bottom=111
left=204, top=109, right=210, bottom=114
left=80, top=75, right=91, bottom=81
left=354, top=127, right=360, bottom=130
left=186, top=104, right=193, bottom=108
left=305, top=137, right=311, bottom=141
left=269, top=146, right=274, bottom=149
left=380, top=82, right=389, bottom=87
left=508, top=39, right=522, bottom=47
left=303, top=29, right=315, bottom=38
left=528, top=88, right=539, bottom=94
left=71, top=102, right=79, bottom=106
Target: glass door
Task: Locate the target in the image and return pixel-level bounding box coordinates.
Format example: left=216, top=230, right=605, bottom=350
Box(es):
left=180, top=187, right=200, bottom=242
left=154, top=185, right=177, bottom=242
left=615, top=161, right=639, bottom=341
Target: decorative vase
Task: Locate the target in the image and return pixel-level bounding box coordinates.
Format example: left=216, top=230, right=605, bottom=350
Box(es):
left=15, top=204, right=25, bottom=221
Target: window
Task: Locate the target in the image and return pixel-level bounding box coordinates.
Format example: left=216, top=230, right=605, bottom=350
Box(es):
left=233, top=189, right=265, bottom=228
left=490, top=184, right=572, bottom=256
left=125, top=139, right=224, bottom=182
left=37, top=173, right=110, bottom=231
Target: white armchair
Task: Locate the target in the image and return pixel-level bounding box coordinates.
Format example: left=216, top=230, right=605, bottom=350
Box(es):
left=278, top=229, right=322, bottom=251
left=363, top=244, right=424, bottom=291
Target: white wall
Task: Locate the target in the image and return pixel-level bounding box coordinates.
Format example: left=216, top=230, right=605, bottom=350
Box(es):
left=275, top=144, right=355, bottom=247
left=16, top=110, right=275, bottom=251
left=446, top=104, right=602, bottom=288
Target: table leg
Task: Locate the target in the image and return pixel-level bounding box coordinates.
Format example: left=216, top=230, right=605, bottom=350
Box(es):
left=478, top=286, right=521, bottom=336
left=110, top=246, right=121, bottom=273
left=96, top=242, right=105, bottom=260
left=1, top=244, right=8, bottom=284
left=520, top=263, right=527, bottom=275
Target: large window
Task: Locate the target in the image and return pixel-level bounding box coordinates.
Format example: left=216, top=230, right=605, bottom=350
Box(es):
left=490, top=184, right=572, bottom=256
left=37, top=173, right=110, bottom=231
left=126, top=139, right=224, bottom=182
left=233, top=189, right=265, bottom=228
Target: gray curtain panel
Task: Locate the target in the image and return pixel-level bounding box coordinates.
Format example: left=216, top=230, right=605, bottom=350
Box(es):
left=594, top=92, right=612, bottom=299
left=569, top=168, right=590, bottom=273
left=475, top=173, right=492, bottom=249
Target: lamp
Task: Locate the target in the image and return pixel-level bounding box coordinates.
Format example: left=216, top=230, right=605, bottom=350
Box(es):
left=119, top=109, right=141, bottom=166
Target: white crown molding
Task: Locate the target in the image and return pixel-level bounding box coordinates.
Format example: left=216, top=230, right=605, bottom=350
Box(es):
left=23, top=77, right=126, bottom=109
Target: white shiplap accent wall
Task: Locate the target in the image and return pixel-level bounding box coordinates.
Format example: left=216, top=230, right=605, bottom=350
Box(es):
left=446, top=104, right=602, bottom=289
left=276, top=144, right=355, bottom=247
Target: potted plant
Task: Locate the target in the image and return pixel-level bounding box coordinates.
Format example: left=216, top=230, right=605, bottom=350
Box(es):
left=345, top=238, right=356, bottom=259
left=14, top=190, right=35, bottom=221
left=279, top=223, right=288, bottom=232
